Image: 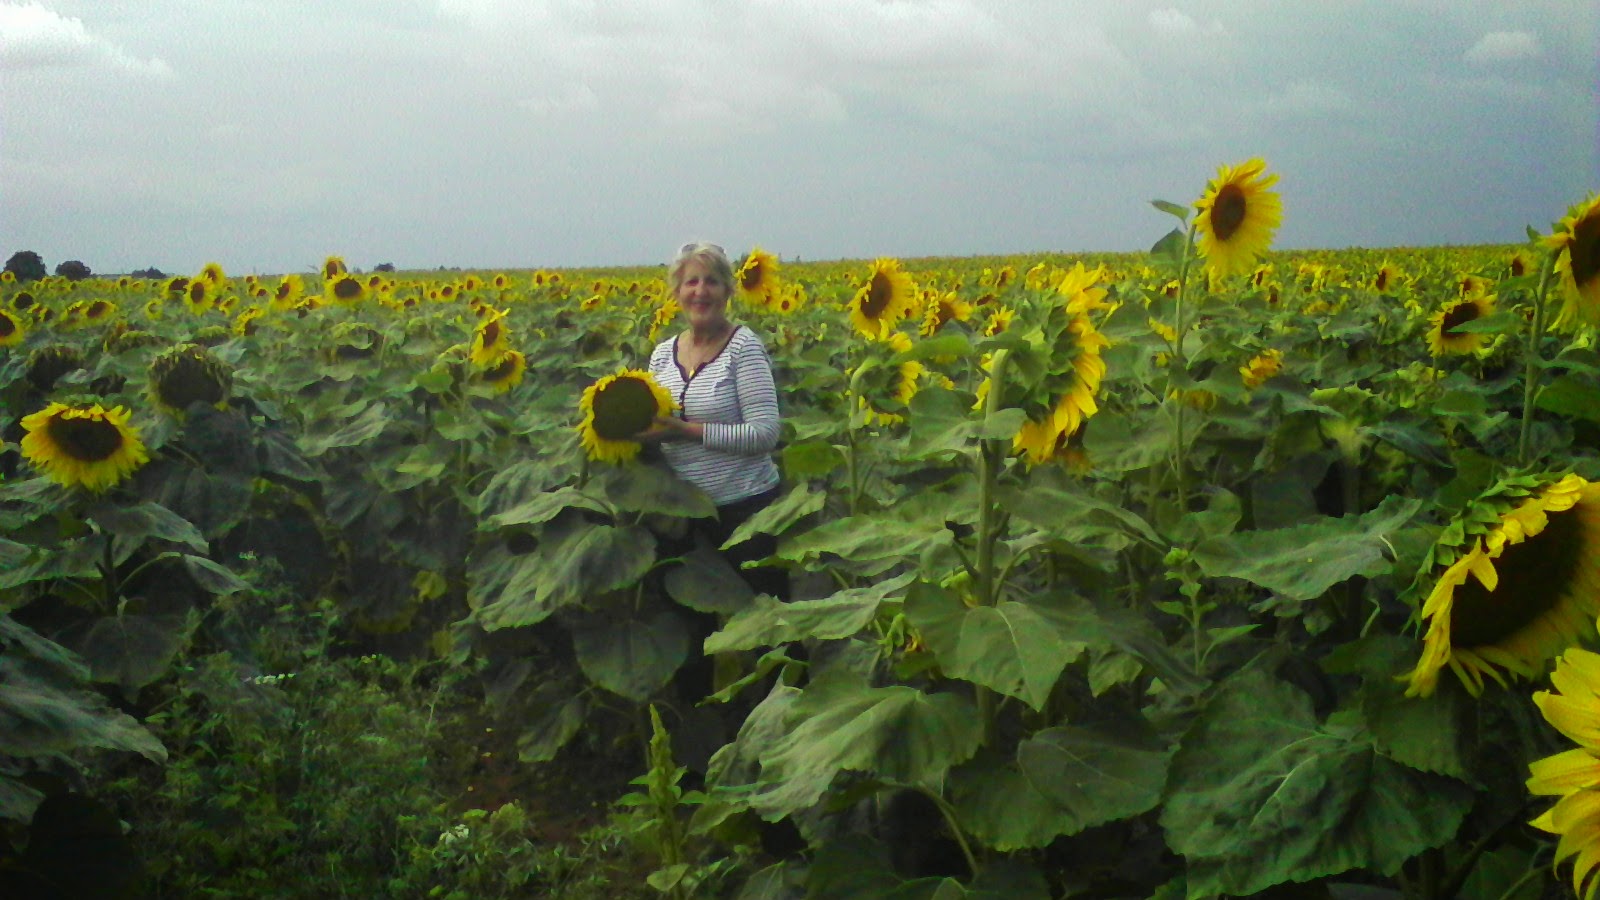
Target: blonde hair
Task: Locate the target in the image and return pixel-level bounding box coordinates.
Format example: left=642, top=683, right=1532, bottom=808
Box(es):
left=667, top=241, right=735, bottom=296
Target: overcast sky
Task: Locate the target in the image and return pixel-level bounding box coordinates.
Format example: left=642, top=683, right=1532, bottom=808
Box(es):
left=2, top=0, right=1595, bottom=276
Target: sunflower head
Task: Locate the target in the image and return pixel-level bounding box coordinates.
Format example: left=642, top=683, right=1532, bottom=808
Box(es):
left=272, top=274, right=305, bottom=310
left=26, top=344, right=85, bottom=393
left=149, top=343, right=233, bottom=416
left=0, top=308, right=24, bottom=348
left=20, top=402, right=150, bottom=493
left=1239, top=348, right=1284, bottom=389
left=737, top=248, right=781, bottom=311
left=1426, top=294, right=1496, bottom=357
left=104, top=327, right=162, bottom=355
left=577, top=369, right=676, bottom=464
left=476, top=349, right=526, bottom=394
left=184, top=279, right=213, bottom=314
left=198, top=262, right=227, bottom=287
left=1403, top=472, right=1600, bottom=698
left=12, top=290, right=36, bottom=313
left=1194, top=158, right=1282, bottom=280
left=325, top=274, right=367, bottom=305
left=470, top=311, right=512, bottom=366
left=1545, top=193, right=1600, bottom=331
left=848, top=258, right=917, bottom=341
left=919, top=291, right=973, bottom=337
left=322, top=256, right=348, bottom=280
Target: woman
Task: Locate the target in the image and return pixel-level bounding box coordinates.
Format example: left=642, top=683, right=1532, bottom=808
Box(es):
left=639, top=241, right=787, bottom=600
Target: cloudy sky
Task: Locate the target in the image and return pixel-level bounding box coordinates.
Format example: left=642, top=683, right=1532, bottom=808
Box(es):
left=2, top=0, right=1595, bottom=275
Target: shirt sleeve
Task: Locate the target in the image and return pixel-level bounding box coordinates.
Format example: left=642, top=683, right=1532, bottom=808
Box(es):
left=702, top=334, right=781, bottom=456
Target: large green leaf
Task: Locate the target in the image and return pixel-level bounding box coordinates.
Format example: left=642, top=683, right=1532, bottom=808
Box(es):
left=997, top=471, right=1160, bottom=546
left=598, top=463, right=716, bottom=518
left=722, top=483, right=825, bottom=550
left=778, top=515, right=953, bottom=577
left=472, top=519, right=656, bottom=630
left=70, top=613, right=193, bottom=693
left=299, top=400, right=391, bottom=456
left=904, top=387, right=977, bottom=459
left=475, top=457, right=569, bottom=519
left=1161, top=667, right=1471, bottom=898
left=750, top=683, right=982, bottom=820
left=87, top=501, right=207, bottom=560
left=1017, top=721, right=1170, bottom=830
left=1024, top=590, right=1207, bottom=696
left=904, top=581, right=1085, bottom=711
left=1189, top=496, right=1421, bottom=601
left=665, top=546, right=757, bottom=614
left=0, top=660, right=166, bottom=762
left=705, top=573, right=914, bottom=653
left=572, top=610, right=689, bottom=702
left=949, top=750, right=1087, bottom=851
left=481, top=485, right=609, bottom=530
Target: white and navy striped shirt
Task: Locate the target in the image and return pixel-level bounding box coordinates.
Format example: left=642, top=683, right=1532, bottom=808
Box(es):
left=649, top=326, right=782, bottom=506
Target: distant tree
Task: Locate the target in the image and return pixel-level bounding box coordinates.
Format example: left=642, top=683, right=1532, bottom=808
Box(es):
left=374, top=262, right=395, bottom=273
left=131, top=267, right=167, bottom=280
left=55, top=260, right=92, bottom=281
left=5, top=251, right=46, bottom=282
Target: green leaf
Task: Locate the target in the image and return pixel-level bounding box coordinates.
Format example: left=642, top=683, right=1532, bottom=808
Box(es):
left=750, top=683, right=982, bottom=819
left=0, top=658, right=166, bottom=762
left=1537, top=374, right=1600, bottom=424
left=977, top=408, right=1026, bottom=441
left=779, top=515, right=952, bottom=577
left=180, top=555, right=251, bottom=595
left=722, top=483, right=825, bottom=550
left=1017, top=721, right=1170, bottom=830
left=482, top=485, right=609, bottom=530
left=1444, top=310, right=1521, bottom=334
left=905, top=388, right=977, bottom=458
left=781, top=439, right=846, bottom=480
left=949, top=750, right=1099, bottom=851
left=599, top=464, right=716, bottom=518
left=472, top=520, right=656, bottom=630
left=71, top=614, right=193, bottom=693
left=515, top=695, right=586, bottom=763
left=1149, top=227, right=1187, bottom=266
left=299, top=401, right=391, bottom=456
left=904, top=581, right=1085, bottom=711
left=1028, top=590, right=1207, bottom=696
left=87, top=502, right=207, bottom=556
left=1431, top=389, right=1488, bottom=417
left=476, top=458, right=567, bottom=519
left=571, top=610, right=689, bottom=702
left=1189, top=496, right=1421, bottom=601
left=997, top=472, right=1160, bottom=546
left=1151, top=199, right=1191, bottom=223
left=1161, top=667, right=1472, bottom=898
left=893, top=333, right=972, bottom=364
left=666, top=546, right=756, bottom=614
left=705, top=573, right=914, bottom=653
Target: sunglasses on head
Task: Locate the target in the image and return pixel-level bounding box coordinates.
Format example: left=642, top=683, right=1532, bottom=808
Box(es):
left=678, top=242, right=725, bottom=257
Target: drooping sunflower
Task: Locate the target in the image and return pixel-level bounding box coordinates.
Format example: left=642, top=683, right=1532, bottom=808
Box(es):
left=918, top=291, right=973, bottom=337
left=1427, top=293, right=1497, bottom=356
left=1547, top=193, right=1600, bottom=331
left=981, top=306, right=1014, bottom=337
left=848, top=258, right=917, bottom=340
left=855, top=332, right=928, bottom=428
left=1239, top=348, right=1284, bottom=389
left=1509, top=249, right=1534, bottom=279
left=576, top=369, right=676, bottom=464
left=1402, top=473, right=1600, bottom=698
left=148, top=343, right=233, bottom=416
left=325, top=273, right=366, bottom=305
left=82, top=299, right=116, bottom=323
left=1528, top=648, right=1600, bottom=900
left=197, top=262, right=227, bottom=287
left=737, top=248, right=781, bottom=311
left=322, top=256, right=348, bottom=280
left=1193, top=158, right=1282, bottom=280
left=993, top=297, right=1110, bottom=466
left=470, top=310, right=512, bottom=366
left=20, top=402, right=150, bottom=493
left=25, top=344, right=84, bottom=392
left=476, top=349, right=526, bottom=394
left=0, top=309, right=24, bottom=347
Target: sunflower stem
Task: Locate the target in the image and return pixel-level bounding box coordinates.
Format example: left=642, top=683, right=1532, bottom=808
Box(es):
left=1516, top=249, right=1559, bottom=466
left=974, top=350, right=1010, bottom=608
left=916, top=784, right=981, bottom=879
left=1171, top=225, right=1198, bottom=511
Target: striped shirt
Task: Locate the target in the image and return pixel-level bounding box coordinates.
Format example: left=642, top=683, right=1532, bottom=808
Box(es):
left=649, top=325, right=782, bottom=506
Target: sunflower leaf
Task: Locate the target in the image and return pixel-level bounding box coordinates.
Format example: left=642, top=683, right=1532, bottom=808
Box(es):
left=778, top=515, right=953, bottom=578
left=571, top=609, right=689, bottom=703
left=1161, top=667, right=1471, bottom=898
left=1017, top=720, right=1170, bottom=830
left=748, top=683, right=982, bottom=820
left=180, top=555, right=251, bottom=595
left=598, top=464, right=716, bottom=518
left=1189, top=496, right=1421, bottom=601
left=1151, top=199, right=1191, bottom=223
left=471, top=520, right=656, bottom=630
left=88, top=501, right=207, bottom=555
left=704, top=573, right=913, bottom=653
left=1444, top=310, right=1521, bottom=334
left=298, top=401, right=390, bottom=456
left=903, top=580, right=1085, bottom=711
left=1536, top=374, right=1600, bottom=424
left=666, top=546, right=755, bottom=615
left=482, top=486, right=608, bottom=530
left=721, top=483, right=825, bottom=550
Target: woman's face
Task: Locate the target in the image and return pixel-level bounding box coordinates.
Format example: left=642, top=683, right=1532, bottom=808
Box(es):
left=676, top=258, right=731, bottom=331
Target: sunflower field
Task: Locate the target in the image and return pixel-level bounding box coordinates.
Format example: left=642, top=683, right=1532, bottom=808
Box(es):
left=3, top=167, right=1600, bottom=899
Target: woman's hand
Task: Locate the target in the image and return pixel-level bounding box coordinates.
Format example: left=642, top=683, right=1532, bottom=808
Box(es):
left=635, top=415, right=703, bottom=444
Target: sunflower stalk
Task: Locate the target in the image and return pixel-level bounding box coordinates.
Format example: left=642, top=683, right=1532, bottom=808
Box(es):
left=1170, top=225, right=1198, bottom=511
left=1515, top=249, right=1559, bottom=466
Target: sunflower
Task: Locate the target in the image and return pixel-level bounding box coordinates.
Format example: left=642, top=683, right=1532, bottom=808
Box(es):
left=576, top=369, right=676, bottom=464
left=848, top=258, right=917, bottom=340
left=149, top=343, right=233, bottom=416
left=1003, top=306, right=1110, bottom=466
left=773, top=284, right=806, bottom=316
left=1148, top=318, right=1177, bottom=344
left=25, top=344, right=84, bottom=392
left=83, top=299, right=116, bottom=322
left=737, top=248, right=781, bottom=311
left=11, top=290, right=36, bottom=313
left=470, top=310, right=512, bottom=366
left=1527, top=647, right=1600, bottom=900
left=183, top=279, right=214, bottom=314
left=476, top=349, right=526, bottom=394
left=272, top=274, right=305, bottom=311
left=322, top=256, right=348, bottom=280
left=981, top=306, right=1014, bottom=337
left=648, top=297, right=680, bottom=342
left=20, top=402, right=150, bottom=493
left=325, top=273, right=366, bottom=305
left=1239, top=348, right=1284, bottom=389
left=1509, top=250, right=1533, bottom=279
left=1403, top=473, right=1600, bottom=698
left=0, top=309, right=23, bottom=347
left=1546, top=194, right=1600, bottom=331
left=856, top=332, right=926, bottom=427
left=1427, top=293, right=1496, bottom=356
left=1193, top=158, right=1282, bottom=280
left=233, top=305, right=264, bottom=337
left=197, top=262, right=227, bottom=287
left=919, top=291, right=972, bottom=336
left=1373, top=262, right=1401, bottom=293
